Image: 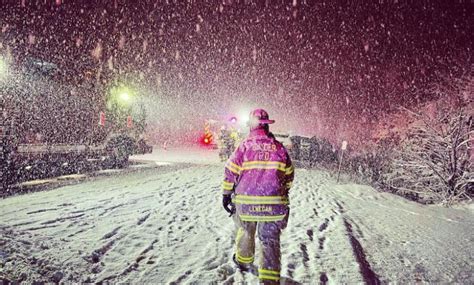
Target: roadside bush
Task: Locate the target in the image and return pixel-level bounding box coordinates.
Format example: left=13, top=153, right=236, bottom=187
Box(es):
left=292, top=79, right=473, bottom=206
left=345, top=148, right=393, bottom=187
left=384, top=107, right=473, bottom=205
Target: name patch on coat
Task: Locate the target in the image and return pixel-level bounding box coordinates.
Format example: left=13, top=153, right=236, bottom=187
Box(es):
left=249, top=205, right=273, bottom=212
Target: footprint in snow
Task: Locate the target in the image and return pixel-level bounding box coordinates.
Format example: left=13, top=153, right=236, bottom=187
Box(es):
left=217, top=264, right=235, bottom=281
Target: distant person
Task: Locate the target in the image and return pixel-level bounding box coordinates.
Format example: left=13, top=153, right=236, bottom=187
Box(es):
left=221, top=109, right=294, bottom=284
left=218, top=126, right=233, bottom=161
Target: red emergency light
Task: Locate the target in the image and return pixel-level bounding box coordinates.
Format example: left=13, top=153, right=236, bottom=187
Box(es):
left=99, top=111, right=106, bottom=126
left=200, top=134, right=213, bottom=145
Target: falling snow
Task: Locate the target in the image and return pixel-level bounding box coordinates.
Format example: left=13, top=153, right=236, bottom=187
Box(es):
left=0, top=1, right=473, bottom=284
left=0, top=1, right=471, bottom=145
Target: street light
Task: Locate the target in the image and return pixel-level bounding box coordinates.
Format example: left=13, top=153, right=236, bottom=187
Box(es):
left=110, top=85, right=135, bottom=106
left=119, top=91, right=131, bottom=102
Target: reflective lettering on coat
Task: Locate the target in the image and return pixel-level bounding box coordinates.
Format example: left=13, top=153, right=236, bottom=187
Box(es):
left=252, top=144, right=277, bottom=152
left=250, top=205, right=273, bottom=212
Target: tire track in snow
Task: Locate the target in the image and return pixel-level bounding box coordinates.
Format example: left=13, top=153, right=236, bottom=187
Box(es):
left=40, top=213, right=85, bottom=225
left=26, top=208, right=60, bottom=215
left=70, top=206, right=103, bottom=214
left=137, top=212, right=151, bottom=226
left=98, top=203, right=128, bottom=217
left=23, top=224, right=60, bottom=231
left=67, top=226, right=95, bottom=238
left=87, top=239, right=116, bottom=264
left=343, top=218, right=381, bottom=285
left=102, top=226, right=122, bottom=240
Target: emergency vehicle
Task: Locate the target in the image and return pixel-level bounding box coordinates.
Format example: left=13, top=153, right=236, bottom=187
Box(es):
left=0, top=57, right=151, bottom=190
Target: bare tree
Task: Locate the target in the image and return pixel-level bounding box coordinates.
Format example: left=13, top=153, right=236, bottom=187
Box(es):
left=385, top=99, right=473, bottom=205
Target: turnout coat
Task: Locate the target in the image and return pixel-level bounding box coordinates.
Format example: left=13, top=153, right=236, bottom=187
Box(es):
left=222, top=128, right=294, bottom=222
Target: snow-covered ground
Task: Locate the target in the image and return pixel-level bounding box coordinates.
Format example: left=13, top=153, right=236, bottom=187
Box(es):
left=132, top=146, right=221, bottom=165
left=1, top=147, right=473, bottom=284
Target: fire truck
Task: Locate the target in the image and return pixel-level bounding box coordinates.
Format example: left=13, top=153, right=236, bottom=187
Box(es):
left=0, top=57, right=151, bottom=191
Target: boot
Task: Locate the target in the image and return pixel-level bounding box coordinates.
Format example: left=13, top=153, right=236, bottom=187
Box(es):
left=232, top=254, right=252, bottom=272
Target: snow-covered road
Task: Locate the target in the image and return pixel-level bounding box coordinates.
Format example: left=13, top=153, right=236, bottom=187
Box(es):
left=1, top=148, right=473, bottom=284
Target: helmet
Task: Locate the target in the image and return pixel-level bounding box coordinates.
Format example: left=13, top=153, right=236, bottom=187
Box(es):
left=248, top=108, right=275, bottom=128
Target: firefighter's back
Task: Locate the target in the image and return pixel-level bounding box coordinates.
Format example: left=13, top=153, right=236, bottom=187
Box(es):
left=235, top=132, right=291, bottom=198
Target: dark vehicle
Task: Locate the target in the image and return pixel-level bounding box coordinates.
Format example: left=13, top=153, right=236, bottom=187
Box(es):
left=288, top=135, right=337, bottom=166
left=287, top=135, right=311, bottom=165
left=273, top=133, right=293, bottom=150
left=0, top=58, right=151, bottom=191
left=135, top=138, right=153, bottom=154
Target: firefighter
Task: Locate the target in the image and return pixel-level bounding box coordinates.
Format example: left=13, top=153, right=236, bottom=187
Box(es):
left=218, top=126, right=233, bottom=161
left=229, top=127, right=242, bottom=149
left=221, top=109, right=294, bottom=284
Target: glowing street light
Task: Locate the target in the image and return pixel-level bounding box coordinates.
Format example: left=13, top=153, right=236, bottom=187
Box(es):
left=119, top=91, right=131, bottom=102
left=110, top=85, right=135, bottom=106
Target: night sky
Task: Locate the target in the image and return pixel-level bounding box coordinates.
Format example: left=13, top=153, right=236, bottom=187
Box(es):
left=0, top=0, right=472, bottom=146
